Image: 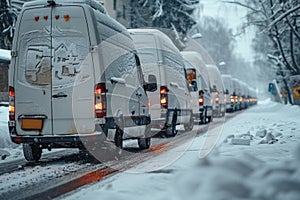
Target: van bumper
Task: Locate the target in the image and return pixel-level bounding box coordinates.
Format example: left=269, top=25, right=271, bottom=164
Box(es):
left=10, top=133, right=102, bottom=144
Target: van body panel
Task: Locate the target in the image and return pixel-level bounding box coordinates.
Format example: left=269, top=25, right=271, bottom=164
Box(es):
left=13, top=6, right=95, bottom=136
left=15, top=7, right=52, bottom=136
left=181, top=51, right=213, bottom=120
left=10, top=0, right=151, bottom=154
left=129, top=29, right=192, bottom=130
left=51, top=6, right=94, bottom=135
left=207, top=64, right=226, bottom=116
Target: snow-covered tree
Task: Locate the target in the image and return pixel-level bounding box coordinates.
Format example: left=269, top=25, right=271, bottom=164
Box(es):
left=226, top=0, right=300, bottom=74
left=226, top=0, right=300, bottom=103
left=194, top=16, right=235, bottom=73
left=0, top=0, right=18, bottom=49
left=130, top=0, right=200, bottom=49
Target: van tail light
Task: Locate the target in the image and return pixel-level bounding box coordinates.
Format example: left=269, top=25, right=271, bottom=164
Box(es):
left=9, top=86, right=15, bottom=121
left=160, top=86, right=168, bottom=109
left=95, top=83, right=106, bottom=118
left=198, top=90, right=204, bottom=106
left=230, top=95, right=234, bottom=103
left=235, top=96, right=239, bottom=103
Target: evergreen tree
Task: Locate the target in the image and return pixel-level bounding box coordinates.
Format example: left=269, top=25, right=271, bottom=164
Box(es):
left=130, top=0, right=200, bottom=49
left=0, top=0, right=18, bottom=49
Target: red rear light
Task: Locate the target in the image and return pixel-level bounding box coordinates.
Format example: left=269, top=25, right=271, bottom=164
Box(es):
left=230, top=95, right=234, bottom=103
left=9, top=86, right=15, bottom=121
left=198, top=97, right=204, bottom=106
left=198, top=90, right=204, bottom=106
left=160, top=86, right=168, bottom=109
left=95, top=83, right=106, bottom=118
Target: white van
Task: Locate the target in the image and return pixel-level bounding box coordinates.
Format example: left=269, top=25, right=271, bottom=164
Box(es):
left=221, top=74, right=235, bottom=112
left=232, top=78, right=241, bottom=111
left=128, top=29, right=193, bottom=137
left=206, top=65, right=226, bottom=117
left=8, top=0, right=154, bottom=161
left=181, top=51, right=213, bottom=124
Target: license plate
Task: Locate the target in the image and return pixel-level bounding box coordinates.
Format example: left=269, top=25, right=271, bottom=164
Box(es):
left=22, top=119, right=43, bottom=130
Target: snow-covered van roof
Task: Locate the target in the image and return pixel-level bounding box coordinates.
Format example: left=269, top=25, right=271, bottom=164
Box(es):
left=231, top=78, right=241, bottom=94
left=24, top=0, right=107, bottom=14
left=128, top=29, right=180, bottom=54
left=206, top=64, right=224, bottom=92
left=183, top=38, right=215, bottom=65
left=221, top=74, right=233, bottom=92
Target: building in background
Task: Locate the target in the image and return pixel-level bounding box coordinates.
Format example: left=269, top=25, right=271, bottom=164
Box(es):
left=102, top=0, right=131, bottom=28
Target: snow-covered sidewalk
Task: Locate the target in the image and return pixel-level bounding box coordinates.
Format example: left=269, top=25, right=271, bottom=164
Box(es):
left=62, top=99, right=300, bottom=200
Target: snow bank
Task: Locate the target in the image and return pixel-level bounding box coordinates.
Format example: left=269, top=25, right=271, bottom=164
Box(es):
left=0, top=107, right=20, bottom=161
left=169, top=145, right=300, bottom=200
left=0, top=107, right=14, bottom=148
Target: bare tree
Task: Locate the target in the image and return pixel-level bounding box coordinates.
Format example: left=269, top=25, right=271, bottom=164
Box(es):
left=225, top=0, right=300, bottom=103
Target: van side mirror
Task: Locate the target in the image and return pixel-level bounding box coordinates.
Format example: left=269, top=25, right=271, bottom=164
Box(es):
left=225, top=89, right=229, bottom=95
left=211, top=85, right=217, bottom=92
left=268, top=83, right=276, bottom=94
left=199, top=90, right=204, bottom=96
left=191, top=80, right=198, bottom=91
left=145, top=74, right=157, bottom=92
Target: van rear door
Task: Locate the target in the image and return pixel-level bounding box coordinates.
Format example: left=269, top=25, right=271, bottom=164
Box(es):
left=15, top=5, right=94, bottom=136
left=51, top=6, right=94, bottom=135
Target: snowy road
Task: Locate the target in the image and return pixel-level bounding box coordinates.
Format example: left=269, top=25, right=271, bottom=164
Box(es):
left=61, top=100, right=300, bottom=200
left=0, top=100, right=299, bottom=200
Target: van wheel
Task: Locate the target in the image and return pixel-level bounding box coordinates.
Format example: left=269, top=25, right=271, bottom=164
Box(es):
left=138, top=138, right=151, bottom=149
left=23, top=144, right=42, bottom=162
left=207, top=116, right=213, bottom=123
left=115, top=126, right=123, bottom=149
left=165, top=125, right=177, bottom=137
left=184, top=116, right=194, bottom=131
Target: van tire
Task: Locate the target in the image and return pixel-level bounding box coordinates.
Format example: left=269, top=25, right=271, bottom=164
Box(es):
left=138, top=138, right=151, bottom=149
left=115, top=126, right=123, bottom=149
left=207, top=116, right=213, bottom=123
left=23, top=144, right=42, bottom=162
left=184, top=116, right=194, bottom=131
left=165, top=125, right=177, bottom=137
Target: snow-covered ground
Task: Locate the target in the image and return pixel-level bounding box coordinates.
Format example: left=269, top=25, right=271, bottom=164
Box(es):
left=0, top=106, right=22, bottom=161
left=1, top=100, right=299, bottom=199
left=60, top=99, right=300, bottom=200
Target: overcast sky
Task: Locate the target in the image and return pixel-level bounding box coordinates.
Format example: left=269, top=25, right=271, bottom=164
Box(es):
left=197, top=0, right=255, bottom=63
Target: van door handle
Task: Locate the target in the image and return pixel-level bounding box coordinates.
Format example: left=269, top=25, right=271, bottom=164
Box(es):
left=170, top=82, right=179, bottom=88
left=111, top=77, right=126, bottom=84
left=52, top=92, right=68, bottom=98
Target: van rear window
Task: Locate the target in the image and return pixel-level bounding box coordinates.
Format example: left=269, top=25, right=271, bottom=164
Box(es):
left=18, top=6, right=90, bottom=87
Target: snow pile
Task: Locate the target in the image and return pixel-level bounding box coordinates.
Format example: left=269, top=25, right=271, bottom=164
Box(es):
left=0, top=107, right=20, bottom=161
left=0, top=107, right=13, bottom=148
left=223, top=126, right=281, bottom=146
left=170, top=145, right=300, bottom=200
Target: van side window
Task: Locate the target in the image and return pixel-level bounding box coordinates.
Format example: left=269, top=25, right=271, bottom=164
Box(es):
left=164, top=51, right=185, bottom=87
left=105, top=52, right=135, bottom=80
left=135, top=54, right=145, bottom=86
